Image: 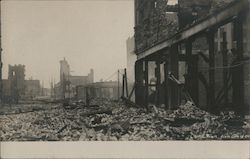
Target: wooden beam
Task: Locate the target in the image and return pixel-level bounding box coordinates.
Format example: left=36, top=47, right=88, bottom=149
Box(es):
left=198, top=51, right=210, bottom=64
left=207, top=30, right=216, bottom=109
left=124, top=68, right=129, bottom=97
left=164, top=61, right=169, bottom=110
left=185, top=39, right=199, bottom=104
left=135, top=60, right=145, bottom=106
left=198, top=72, right=210, bottom=106
left=117, top=70, right=120, bottom=100
left=185, top=39, right=192, bottom=100
left=232, top=14, right=244, bottom=114
left=144, top=60, right=149, bottom=110
left=122, top=74, right=125, bottom=98
left=155, top=58, right=161, bottom=106
left=169, top=44, right=179, bottom=109
left=128, top=83, right=135, bottom=100
left=222, top=32, right=229, bottom=106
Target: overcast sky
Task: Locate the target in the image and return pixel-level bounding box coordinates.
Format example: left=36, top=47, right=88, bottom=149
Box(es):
left=2, top=0, right=176, bottom=88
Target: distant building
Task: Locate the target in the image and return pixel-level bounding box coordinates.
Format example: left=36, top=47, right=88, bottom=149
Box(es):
left=60, top=58, right=70, bottom=82
left=25, top=80, right=41, bottom=99
left=41, top=87, right=50, bottom=97
left=55, top=58, right=94, bottom=100
left=76, top=81, right=119, bottom=101
left=8, top=64, right=26, bottom=98
left=2, top=64, right=41, bottom=103
left=2, top=79, right=11, bottom=102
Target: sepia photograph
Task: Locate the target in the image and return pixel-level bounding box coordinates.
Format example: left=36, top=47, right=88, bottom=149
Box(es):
left=1, top=0, right=250, bottom=146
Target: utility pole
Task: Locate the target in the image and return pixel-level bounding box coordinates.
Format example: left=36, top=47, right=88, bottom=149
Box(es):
left=68, top=72, right=70, bottom=101
left=50, top=78, right=53, bottom=98
left=124, top=68, right=129, bottom=98
left=41, top=80, right=44, bottom=96
left=62, top=73, right=65, bottom=100
left=53, top=78, right=56, bottom=100
left=117, top=70, right=120, bottom=100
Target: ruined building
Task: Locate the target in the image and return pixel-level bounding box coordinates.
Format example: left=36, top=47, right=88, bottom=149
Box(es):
left=55, top=58, right=94, bottom=99
left=134, top=0, right=250, bottom=116
left=8, top=65, right=26, bottom=101
left=2, top=65, right=41, bottom=102
left=60, top=58, right=70, bottom=83
left=76, top=81, right=120, bottom=102
left=59, top=58, right=94, bottom=85
left=25, top=79, right=41, bottom=99
left=134, top=0, right=178, bottom=53
left=57, top=58, right=119, bottom=102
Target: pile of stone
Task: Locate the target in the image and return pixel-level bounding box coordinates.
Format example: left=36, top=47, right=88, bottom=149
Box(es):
left=1, top=99, right=250, bottom=141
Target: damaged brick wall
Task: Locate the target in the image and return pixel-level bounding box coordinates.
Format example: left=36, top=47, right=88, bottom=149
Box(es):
left=178, top=0, right=211, bottom=28
left=8, top=65, right=26, bottom=98
left=178, top=0, right=235, bottom=28
left=134, top=0, right=236, bottom=54
left=134, top=0, right=178, bottom=53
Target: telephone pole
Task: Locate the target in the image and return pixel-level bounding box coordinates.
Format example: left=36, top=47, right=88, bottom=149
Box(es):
left=117, top=70, right=120, bottom=100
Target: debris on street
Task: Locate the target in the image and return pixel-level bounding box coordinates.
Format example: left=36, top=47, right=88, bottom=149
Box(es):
left=1, top=99, right=249, bottom=141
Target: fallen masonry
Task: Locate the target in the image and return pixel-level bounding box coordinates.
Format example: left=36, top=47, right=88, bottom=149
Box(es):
left=1, top=99, right=250, bottom=141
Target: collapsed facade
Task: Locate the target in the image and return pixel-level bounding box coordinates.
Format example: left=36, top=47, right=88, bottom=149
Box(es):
left=25, top=79, right=41, bottom=99
left=8, top=64, right=26, bottom=98
left=76, top=81, right=119, bottom=103
left=54, top=58, right=94, bottom=100
left=134, top=0, right=250, bottom=116
left=2, top=64, right=41, bottom=103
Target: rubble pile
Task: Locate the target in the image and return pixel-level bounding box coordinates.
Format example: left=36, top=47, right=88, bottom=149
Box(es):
left=0, top=102, right=58, bottom=115
left=0, top=99, right=250, bottom=141
left=166, top=102, right=250, bottom=140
